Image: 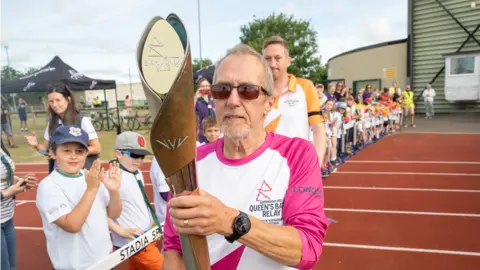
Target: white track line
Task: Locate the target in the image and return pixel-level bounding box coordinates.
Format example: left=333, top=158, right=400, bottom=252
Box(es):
left=14, top=171, right=52, bottom=174
left=16, top=200, right=36, bottom=204
left=323, top=243, right=480, bottom=256
left=334, top=171, right=480, bottom=177
left=15, top=170, right=153, bottom=174
left=324, top=208, right=480, bottom=217
left=323, top=186, right=480, bottom=193
left=346, top=160, right=480, bottom=165
left=15, top=226, right=43, bottom=231
left=11, top=226, right=480, bottom=257
left=15, top=200, right=479, bottom=217
left=15, top=162, right=155, bottom=166
left=402, top=131, right=480, bottom=135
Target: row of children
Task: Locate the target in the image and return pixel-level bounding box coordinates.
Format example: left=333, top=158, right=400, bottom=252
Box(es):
left=35, top=114, right=224, bottom=270
left=317, top=86, right=405, bottom=177
left=36, top=126, right=163, bottom=270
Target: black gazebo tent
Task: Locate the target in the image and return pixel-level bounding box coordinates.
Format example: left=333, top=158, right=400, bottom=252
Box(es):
left=1, top=55, right=116, bottom=93
left=1, top=56, right=121, bottom=133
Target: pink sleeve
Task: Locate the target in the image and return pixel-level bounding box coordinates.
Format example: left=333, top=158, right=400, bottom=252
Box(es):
left=281, top=138, right=329, bottom=270
left=163, top=194, right=182, bottom=254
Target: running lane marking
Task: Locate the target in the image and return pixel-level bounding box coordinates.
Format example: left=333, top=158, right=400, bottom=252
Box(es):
left=323, top=186, right=480, bottom=193
left=323, top=243, right=480, bottom=256
left=333, top=171, right=480, bottom=177
left=324, top=208, right=480, bottom=217
left=346, top=160, right=480, bottom=165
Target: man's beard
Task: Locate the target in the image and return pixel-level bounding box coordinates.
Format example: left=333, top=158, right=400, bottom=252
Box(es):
left=220, top=124, right=251, bottom=141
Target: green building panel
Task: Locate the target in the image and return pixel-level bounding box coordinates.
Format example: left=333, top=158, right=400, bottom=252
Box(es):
left=409, top=0, right=480, bottom=113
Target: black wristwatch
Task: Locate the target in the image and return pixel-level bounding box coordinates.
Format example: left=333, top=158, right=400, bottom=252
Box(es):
left=225, top=211, right=251, bottom=243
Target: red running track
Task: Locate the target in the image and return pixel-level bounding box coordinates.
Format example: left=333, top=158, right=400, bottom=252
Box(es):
left=11, top=133, right=480, bottom=269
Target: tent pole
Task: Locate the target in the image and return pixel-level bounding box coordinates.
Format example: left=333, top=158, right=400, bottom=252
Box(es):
left=103, top=89, right=110, bottom=130
left=114, top=87, right=121, bottom=135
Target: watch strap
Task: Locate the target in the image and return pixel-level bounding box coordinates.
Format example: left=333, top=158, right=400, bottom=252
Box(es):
left=225, top=211, right=249, bottom=243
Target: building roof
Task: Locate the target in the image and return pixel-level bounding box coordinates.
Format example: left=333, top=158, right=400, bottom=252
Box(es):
left=327, top=38, right=408, bottom=63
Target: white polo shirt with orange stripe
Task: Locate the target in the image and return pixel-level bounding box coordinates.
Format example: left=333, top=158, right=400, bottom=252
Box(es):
left=264, top=74, right=323, bottom=141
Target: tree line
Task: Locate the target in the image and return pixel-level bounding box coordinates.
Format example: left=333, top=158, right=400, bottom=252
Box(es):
left=194, top=13, right=328, bottom=82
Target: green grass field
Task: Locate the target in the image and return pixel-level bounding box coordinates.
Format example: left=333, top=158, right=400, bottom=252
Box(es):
left=2, top=113, right=154, bottom=163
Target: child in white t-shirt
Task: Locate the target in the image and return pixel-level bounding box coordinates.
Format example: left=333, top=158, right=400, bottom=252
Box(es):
left=107, top=131, right=164, bottom=269
left=36, top=126, right=122, bottom=270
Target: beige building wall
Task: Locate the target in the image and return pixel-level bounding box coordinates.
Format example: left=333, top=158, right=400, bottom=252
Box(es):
left=327, top=40, right=408, bottom=92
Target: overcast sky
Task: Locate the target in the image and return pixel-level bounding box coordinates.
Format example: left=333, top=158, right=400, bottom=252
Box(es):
left=1, top=0, right=407, bottom=84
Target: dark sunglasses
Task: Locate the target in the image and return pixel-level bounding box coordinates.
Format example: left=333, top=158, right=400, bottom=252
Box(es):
left=121, top=151, right=145, bottom=160
left=210, top=84, right=269, bottom=100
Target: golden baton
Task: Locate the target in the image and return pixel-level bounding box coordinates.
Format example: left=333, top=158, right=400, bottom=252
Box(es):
left=136, top=14, right=211, bottom=270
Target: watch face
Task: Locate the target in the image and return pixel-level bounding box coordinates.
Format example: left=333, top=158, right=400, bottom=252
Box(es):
left=235, top=215, right=251, bottom=234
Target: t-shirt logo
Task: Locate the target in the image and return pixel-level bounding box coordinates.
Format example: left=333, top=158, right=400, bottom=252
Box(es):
left=69, top=127, right=82, bottom=137
left=283, top=93, right=299, bottom=107
left=256, top=180, right=272, bottom=202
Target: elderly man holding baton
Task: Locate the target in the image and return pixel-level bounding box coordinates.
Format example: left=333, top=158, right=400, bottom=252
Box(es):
left=163, top=44, right=329, bottom=269
left=137, top=13, right=329, bottom=270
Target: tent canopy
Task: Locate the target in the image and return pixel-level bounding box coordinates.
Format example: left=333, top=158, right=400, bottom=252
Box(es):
left=1, top=56, right=116, bottom=93
left=193, top=64, right=215, bottom=84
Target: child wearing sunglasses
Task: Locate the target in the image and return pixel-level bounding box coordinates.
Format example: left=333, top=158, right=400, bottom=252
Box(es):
left=108, top=131, right=164, bottom=269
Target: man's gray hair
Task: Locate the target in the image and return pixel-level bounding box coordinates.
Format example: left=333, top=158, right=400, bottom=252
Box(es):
left=212, top=44, right=274, bottom=96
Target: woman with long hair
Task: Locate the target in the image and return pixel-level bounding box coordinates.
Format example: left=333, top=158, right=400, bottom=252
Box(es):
left=24, top=83, right=101, bottom=173
left=1, top=139, right=37, bottom=270
left=334, top=81, right=347, bottom=101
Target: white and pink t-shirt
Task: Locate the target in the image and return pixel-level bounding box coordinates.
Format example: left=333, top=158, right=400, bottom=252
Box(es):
left=163, top=132, right=329, bottom=270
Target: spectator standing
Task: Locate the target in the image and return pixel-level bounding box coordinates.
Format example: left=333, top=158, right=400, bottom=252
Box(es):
left=17, top=98, right=28, bottom=132
left=1, top=139, right=37, bottom=270
left=24, top=84, right=101, bottom=173
left=195, top=78, right=216, bottom=144
left=1, top=104, right=17, bottom=148
left=422, top=84, right=436, bottom=119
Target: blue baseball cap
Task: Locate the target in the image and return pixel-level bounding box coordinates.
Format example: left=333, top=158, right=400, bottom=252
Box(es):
left=50, top=126, right=89, bottom=149
left=336, top=102, right=347, bottom=110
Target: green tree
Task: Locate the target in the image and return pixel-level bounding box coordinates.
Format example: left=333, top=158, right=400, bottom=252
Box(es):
left=192, top=58, right=212, bottom=73
left=1, top=66, right=23, bottom=83
left=239, top=13, right=323, bottom=81
left=1, top=65, right=41, bottom=84
left=310, top=66, right=328, bottom=83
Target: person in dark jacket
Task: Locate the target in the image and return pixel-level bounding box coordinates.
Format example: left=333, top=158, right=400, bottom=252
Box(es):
left=195, top=78, right=216, bottom=143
